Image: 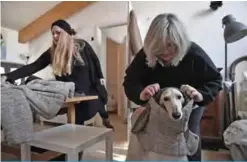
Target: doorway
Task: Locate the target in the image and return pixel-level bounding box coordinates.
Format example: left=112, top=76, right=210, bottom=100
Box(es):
left=106, top=37, right=127, bottom=119
left=96, top=23, right=128, bottom=122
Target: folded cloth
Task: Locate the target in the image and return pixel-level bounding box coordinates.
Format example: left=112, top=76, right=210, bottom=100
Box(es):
left=223, top=120, right=247, bottom=161
left=74, top=91, right=86, bottom=97
left=1, top=88, right=33, bottom=144
left=1, top=79, right=75, bottom=144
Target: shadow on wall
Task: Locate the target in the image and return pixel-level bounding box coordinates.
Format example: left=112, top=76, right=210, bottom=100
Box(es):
left=193, top=1, right=223, bottom=19
left=192, top=9, right=215, bottom=19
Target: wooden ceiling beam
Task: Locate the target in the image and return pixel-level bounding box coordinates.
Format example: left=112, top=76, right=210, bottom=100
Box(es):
left=18, top=1, right=95, bottom=43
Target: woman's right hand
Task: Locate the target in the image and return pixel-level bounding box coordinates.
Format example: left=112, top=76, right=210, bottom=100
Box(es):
left=140, top=83, right=160, bottom=101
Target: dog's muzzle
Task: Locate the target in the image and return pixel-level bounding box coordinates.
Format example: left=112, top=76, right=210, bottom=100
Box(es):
left=172, top=112, right=181, bottom=119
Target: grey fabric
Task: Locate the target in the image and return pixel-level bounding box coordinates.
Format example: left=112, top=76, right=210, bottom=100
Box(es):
left=223, top=120, right=247, bottom=146
left=228, top=144, right=247, bottom=161
left=223, top=119, right=247, bottom=160
left=131, top=104, right=151, bottom=133
left=1, top=79, right=75, bottom=144
left=185, top=129, right=200, bottom=156
left=134, top=97, right=199, bottom=156
left=238, top=111, right=247, bottom=119
left=1, top=88, right=33, bottom=144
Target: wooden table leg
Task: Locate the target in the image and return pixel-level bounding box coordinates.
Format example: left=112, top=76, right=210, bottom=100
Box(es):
left=67, top=103, right=76, bottom=124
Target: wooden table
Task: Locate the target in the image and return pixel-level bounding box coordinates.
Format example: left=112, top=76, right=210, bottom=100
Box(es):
left=64, top=95, right=98, bottom=124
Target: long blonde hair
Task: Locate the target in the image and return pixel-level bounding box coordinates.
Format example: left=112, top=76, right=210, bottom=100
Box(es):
left=50, top=30, right=84, bottom=76
left=144, top=13, right=191, bottom=68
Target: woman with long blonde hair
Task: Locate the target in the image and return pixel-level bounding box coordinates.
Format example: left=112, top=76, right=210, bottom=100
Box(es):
left=3, top=19, right=114, bottom=129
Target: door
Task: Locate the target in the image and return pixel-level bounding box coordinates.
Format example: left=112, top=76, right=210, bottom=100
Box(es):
left=106, top=37, right=127, bottom=119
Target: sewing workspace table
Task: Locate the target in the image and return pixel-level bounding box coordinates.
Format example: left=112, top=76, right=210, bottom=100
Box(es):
left=64, top=95, right=98, bottom=124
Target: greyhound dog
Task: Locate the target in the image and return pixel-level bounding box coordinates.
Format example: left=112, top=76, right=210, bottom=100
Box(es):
left=126, top=87, right=200, bottom=161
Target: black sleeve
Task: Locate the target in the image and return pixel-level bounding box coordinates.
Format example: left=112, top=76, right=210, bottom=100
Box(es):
left=192, top=44, right=223, bottom=106
left=3, top=49, right=51, bottom=82
left=85, top=41, right=104, bottom=79
left=123, top=48, right=151, bottom=105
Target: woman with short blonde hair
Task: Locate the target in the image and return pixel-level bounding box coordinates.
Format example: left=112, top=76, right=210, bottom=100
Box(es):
left=144, top=13, right=191, bottom=68
left=123, top=13, right=222, bottom=161
left=3, top=19, right=114, bottom=129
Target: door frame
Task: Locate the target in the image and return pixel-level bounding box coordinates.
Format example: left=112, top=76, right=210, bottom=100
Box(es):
left=95, top=22, right=128, bottom=121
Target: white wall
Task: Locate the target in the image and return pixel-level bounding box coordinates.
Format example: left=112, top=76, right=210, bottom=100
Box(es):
left=102, top=25, right=127, bottom=44
left=132, top=1, right=247, bottom=70
left=28, top=1, right=128, bottom=79
left=1, top=27, right=29, bottom=64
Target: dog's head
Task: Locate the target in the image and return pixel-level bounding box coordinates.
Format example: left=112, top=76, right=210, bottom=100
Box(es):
left=153, top=87, right=190, bottom=121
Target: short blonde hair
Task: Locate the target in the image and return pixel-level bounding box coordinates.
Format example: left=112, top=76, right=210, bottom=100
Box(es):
left=144, top=13, right=191, bottom=68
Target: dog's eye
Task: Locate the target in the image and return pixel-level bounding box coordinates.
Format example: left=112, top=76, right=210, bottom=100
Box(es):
left=177, top=95, right=182, bottom=99
left=163, top=97, right=169, bottom=101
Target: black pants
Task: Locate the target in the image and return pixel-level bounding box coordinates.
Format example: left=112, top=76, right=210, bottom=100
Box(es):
left=187, top=106, right=205, bottom=161
left=75, top=98, right=109, bottom=125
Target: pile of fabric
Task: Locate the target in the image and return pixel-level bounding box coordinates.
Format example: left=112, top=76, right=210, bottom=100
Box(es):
left=223, top=119, right=247, bottom=161
left=1, top=79, right=75, bottom=144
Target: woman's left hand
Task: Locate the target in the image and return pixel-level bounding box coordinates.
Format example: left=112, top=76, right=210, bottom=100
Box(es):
left=181, top=84, right=203, bottom=102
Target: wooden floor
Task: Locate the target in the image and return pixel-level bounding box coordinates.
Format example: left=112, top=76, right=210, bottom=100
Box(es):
left=1, top=114, right=232, bottom=161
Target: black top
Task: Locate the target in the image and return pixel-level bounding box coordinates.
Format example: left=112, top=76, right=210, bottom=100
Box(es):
left=123, top=42, right=223, bottom=106
left=4, top=39, right=104, bottom=94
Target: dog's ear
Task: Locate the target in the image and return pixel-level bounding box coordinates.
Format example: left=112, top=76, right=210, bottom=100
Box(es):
left=153, top=88, right=167, bottom=105
left=180, top=90, right=190, bottom=107
left=153, top=90, right=162, bottom=105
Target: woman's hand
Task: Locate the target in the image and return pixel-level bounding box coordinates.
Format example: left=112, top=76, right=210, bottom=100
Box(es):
left=1, top=75, right=7, bottom=84
left=181, top=84, right=203, bottom=102
left=140, top=83, right=160, bottom=101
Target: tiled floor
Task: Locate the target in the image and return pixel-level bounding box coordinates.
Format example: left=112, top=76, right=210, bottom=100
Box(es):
left=1, top=114, right=232, bottom=161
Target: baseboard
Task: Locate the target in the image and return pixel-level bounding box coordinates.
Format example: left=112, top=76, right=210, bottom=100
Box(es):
left=201, top=136, right=228, bottom=150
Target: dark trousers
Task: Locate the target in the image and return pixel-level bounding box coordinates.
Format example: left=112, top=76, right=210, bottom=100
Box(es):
left=75, top=98, right=109, bottom=125
left=187, top=106, right=205, bottom=161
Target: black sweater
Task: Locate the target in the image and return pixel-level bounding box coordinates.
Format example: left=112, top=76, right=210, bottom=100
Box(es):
left=123, top=42, right=223, bottom=106
left=4, top=39, right=104, bottom=94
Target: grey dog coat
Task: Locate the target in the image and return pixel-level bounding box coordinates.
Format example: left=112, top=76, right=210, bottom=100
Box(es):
left=131, top=88, right=200, bottom=156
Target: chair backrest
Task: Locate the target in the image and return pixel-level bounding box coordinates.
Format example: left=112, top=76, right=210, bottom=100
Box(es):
left=229, top=56, right=247, bottom=119
left=0, top=60, right=25, bottom=84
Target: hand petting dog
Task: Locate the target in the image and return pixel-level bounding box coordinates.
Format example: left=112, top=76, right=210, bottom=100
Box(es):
left=140, top=83, right=160, bottom=101
left=180, top=84, right=203, bottom=102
